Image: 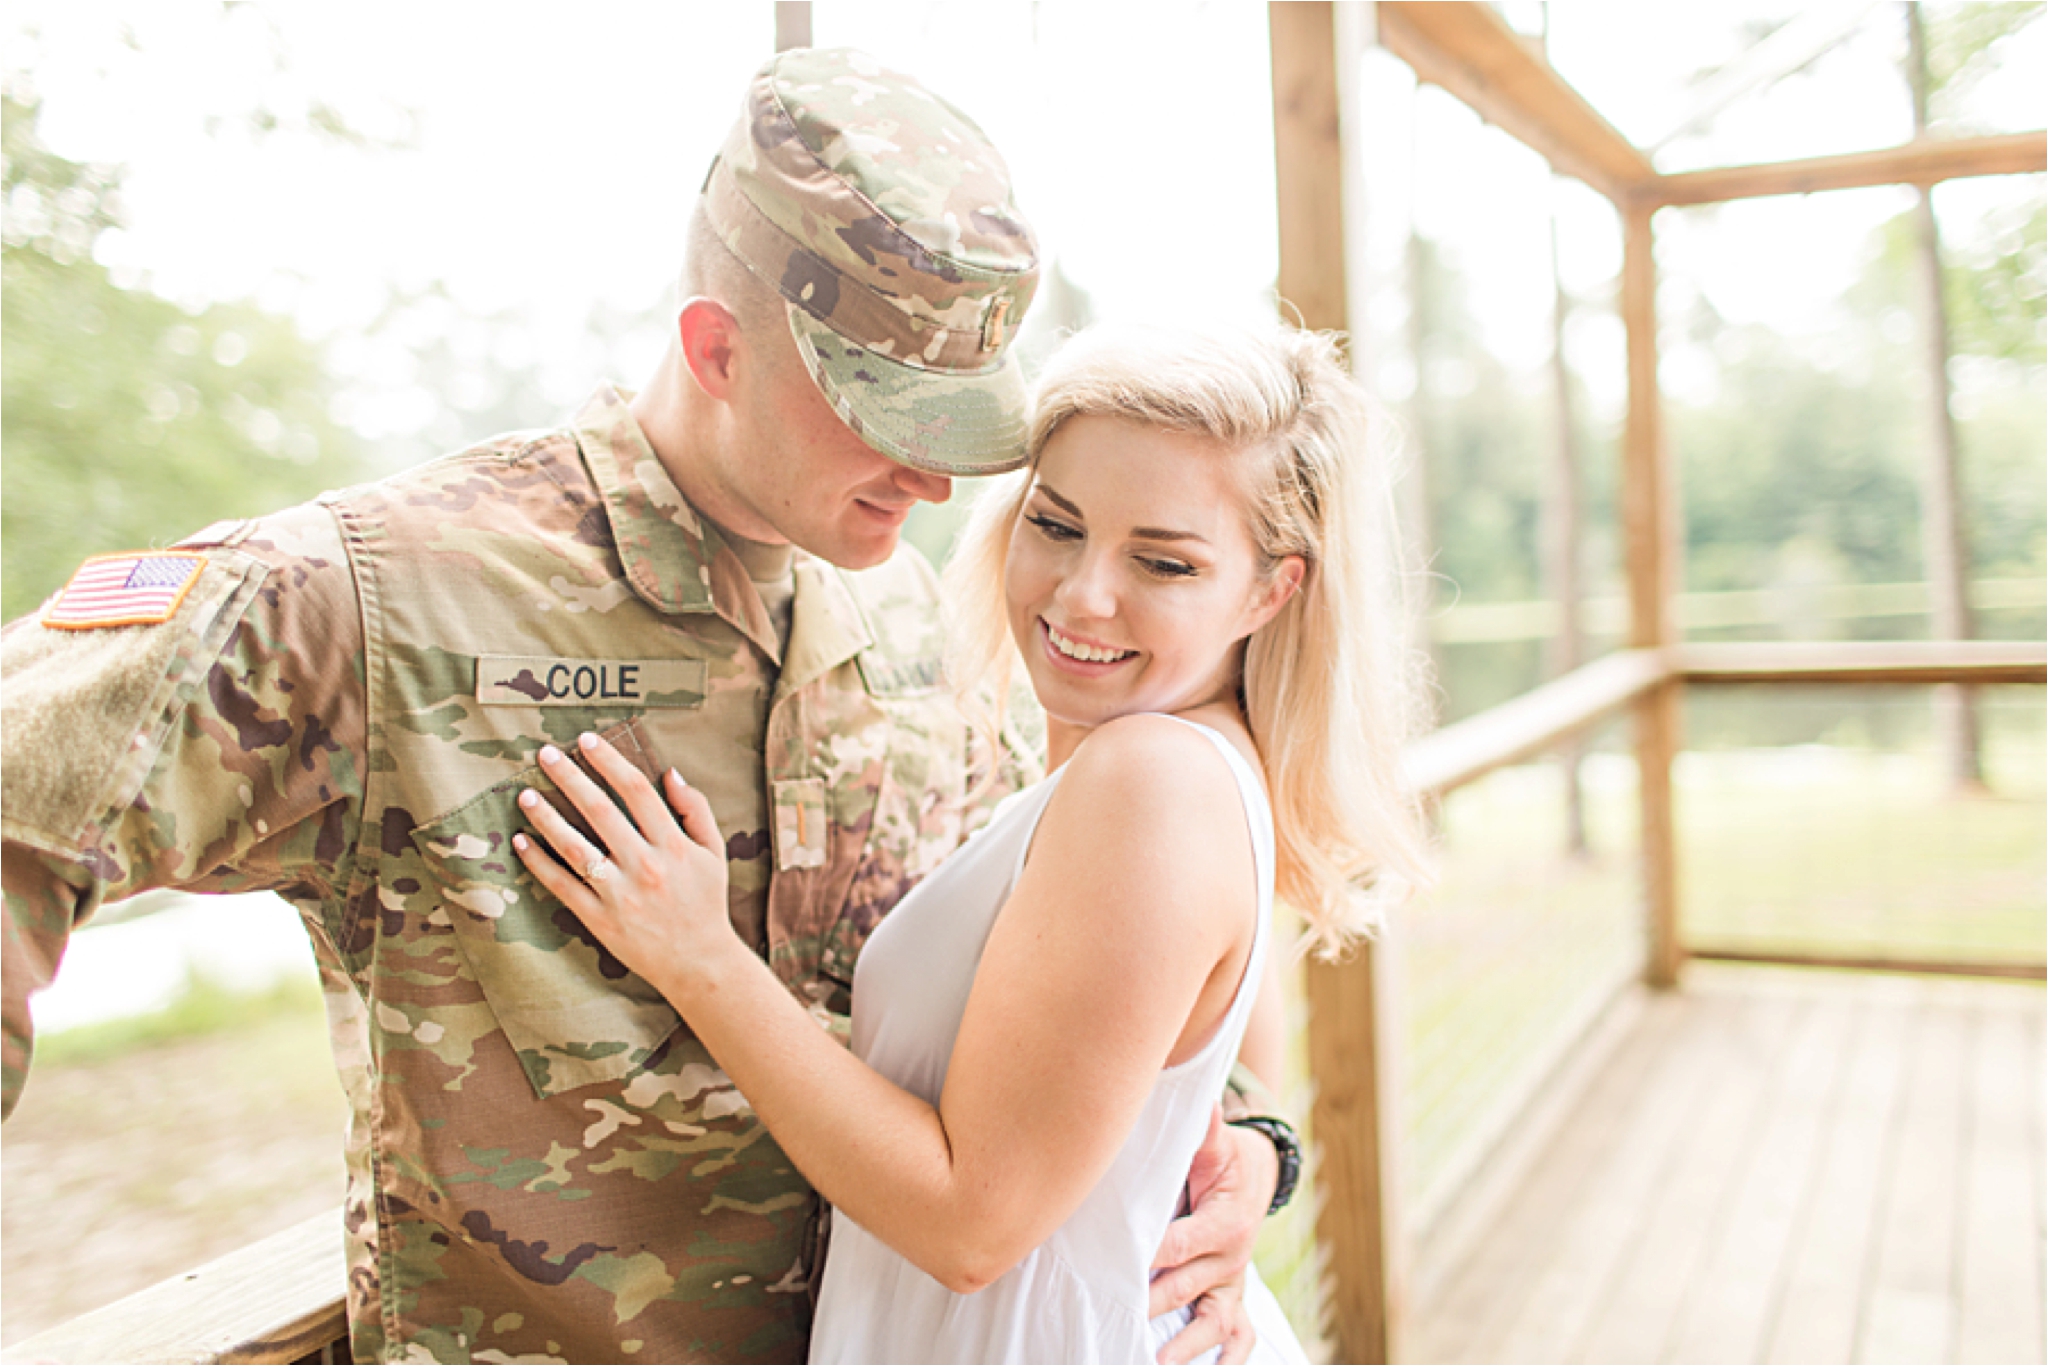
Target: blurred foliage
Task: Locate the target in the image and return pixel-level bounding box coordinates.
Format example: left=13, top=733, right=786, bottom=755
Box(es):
left=1, top=92, right=368, bottom=622
left=1863, top=196, right=2047, bottom=367
left=1924, top=1, right=2046, bottom=128
left=1409, top=236, right=1619, bottom=612
left=1677, top=323, right=1927, bottom=593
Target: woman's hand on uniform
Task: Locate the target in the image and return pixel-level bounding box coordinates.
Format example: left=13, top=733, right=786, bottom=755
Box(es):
left=512, top=731, right=734, bottom=997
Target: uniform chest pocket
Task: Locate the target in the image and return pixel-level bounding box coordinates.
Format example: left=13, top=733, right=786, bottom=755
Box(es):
left=410, top=719, right=682, bottom=1099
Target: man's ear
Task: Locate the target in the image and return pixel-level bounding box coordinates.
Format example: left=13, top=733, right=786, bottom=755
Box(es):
left=676, top=297, right=744, bottom=401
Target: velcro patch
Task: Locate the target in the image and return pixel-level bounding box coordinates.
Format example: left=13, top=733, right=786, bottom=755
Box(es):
left=475, top=656, right=707, bottom=708
left=41, top=552, right=206, bottom=630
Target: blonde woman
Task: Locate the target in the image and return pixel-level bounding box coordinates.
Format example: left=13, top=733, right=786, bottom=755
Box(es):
left=515, top=325, right=1432, bottom=1362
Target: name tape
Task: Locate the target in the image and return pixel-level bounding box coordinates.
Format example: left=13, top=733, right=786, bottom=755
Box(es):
left=476, top=656, right=707, bottom=708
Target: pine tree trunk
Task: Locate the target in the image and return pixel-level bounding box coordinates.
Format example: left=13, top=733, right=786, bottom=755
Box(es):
left=1906, top=3, right=1984, bottom=789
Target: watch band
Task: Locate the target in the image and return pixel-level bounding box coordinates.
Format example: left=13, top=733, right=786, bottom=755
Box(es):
left=1227, top=1115, right=1302, bottom=1216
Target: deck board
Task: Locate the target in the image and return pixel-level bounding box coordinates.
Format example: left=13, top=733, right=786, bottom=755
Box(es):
left=1575, top=992, right=1800, bottom=1364
left=1861, top=998, right=1969, bottom=1363
left=1405, top=966, right=2044, bottom=1366
left=1479, top=989, right=1738, bottom=1361
left=1664, top=988, right=1851, bottom=1363
left=1762, top=988, right=1913, bottom=1366
left=1955, top=1006, right=2046, bottom=1364
left=1404, top=993, right=1684, bottom=1365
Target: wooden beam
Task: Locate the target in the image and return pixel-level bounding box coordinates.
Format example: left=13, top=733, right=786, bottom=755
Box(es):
left=1689, top=947, right=2047, bottom=982
left=1375, top=1, right=1654, bottom=203
left=1652, top=131, right=2046, bottom=206
left=0, top=1210, right=345, bottom=1365
left=1678, top=640, right=2048, bottom=686
left=1403, top=649, right=1671, bottom=797
left=1395, top=639, right=2043, bottom=800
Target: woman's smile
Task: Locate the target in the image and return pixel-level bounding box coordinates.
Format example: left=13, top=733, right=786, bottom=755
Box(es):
left=1040, top=620, right=1137, bottom=668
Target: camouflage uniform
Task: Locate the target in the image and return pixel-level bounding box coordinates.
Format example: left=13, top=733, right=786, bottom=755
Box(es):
left=2, top=384, right=1038, bottom=1362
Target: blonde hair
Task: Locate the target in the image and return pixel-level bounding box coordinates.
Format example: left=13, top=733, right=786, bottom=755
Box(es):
left=943, top=324, right=1434, bottom=960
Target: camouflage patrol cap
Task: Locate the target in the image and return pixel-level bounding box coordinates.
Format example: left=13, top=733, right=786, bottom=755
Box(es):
left=702, top=47, right=1040, bottom=475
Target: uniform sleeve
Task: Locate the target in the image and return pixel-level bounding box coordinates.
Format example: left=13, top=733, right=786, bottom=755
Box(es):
left=1, top=505, right=367, bottom=1117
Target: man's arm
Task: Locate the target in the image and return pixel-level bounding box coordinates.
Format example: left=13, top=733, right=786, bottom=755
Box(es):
left=1, top=508, right=366, bottom=1118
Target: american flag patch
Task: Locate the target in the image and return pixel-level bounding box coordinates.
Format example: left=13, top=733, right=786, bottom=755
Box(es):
left=42, top=552, right=206, bottom=630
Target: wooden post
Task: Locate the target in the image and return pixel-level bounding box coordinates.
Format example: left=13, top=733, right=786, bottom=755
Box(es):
left=1621, top=201, right=1683, bottom=989
left=1304, top=949, right=1405, bottom=1363
left=774, top=2, right=811, bottom=52
left=1272, top=2, right=1352, bottom=333
left=1272, top=4, right=1406, bottom=1360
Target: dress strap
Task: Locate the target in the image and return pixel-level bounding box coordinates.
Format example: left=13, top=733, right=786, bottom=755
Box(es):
left=1149, top=714, right=1275, bottom=1072
left=1148, top=714, right=1274, bottom=902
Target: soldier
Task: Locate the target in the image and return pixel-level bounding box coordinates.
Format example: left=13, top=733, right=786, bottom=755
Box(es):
left=2, top=47, right=1289, bottom=1364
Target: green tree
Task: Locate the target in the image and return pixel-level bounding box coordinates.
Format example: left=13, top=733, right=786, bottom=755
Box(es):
left=2, top=92, right=369, bottom=622
left=1676, top=319, right=1927, bottom=596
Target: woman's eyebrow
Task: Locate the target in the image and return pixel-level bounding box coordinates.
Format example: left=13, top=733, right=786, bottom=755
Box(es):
left=1036, top=483, right=1084, bottom=519
left=1132, top=525, right=1209, bottom=545
left=1035, top=481, right=1208, bottom=545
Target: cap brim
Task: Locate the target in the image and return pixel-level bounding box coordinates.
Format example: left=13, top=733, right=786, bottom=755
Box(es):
left=786, top=305, right=1030, bottom=476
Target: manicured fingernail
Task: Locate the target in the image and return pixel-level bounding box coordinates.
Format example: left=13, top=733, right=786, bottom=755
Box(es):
left=512, top=833, right=529, bottom=850
left=518, top=789, right=539, bottom=809
left=539, top=744, right=562, bottom=765
left=579, top=732, right=598, bottom=751
left=667, top=768, right=686, bottom=787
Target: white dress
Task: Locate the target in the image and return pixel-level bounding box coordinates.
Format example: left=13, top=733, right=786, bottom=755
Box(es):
left=810, top=716, right=1310, bottom=1364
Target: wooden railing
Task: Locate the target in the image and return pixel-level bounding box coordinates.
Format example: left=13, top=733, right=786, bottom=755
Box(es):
left=1306, top=639, right=2047, bottom=1363
left=1, top=1211, right=347, bottom=1364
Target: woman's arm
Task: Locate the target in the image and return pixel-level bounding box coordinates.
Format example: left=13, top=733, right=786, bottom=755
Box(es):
left=515, top=718, right=1257, bottom=1294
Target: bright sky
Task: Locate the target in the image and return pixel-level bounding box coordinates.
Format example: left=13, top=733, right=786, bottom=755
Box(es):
left=7, top=1, right=1291, bottom=445
left=8, top=1, right=2040, bottom=436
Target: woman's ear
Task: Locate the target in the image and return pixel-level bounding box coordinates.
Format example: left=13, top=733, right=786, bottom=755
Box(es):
left=1249, top=555, right=1306, bottom=631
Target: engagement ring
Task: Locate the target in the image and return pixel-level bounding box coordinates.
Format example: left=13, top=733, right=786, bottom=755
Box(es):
left=583, top=855, right=615, bottom=884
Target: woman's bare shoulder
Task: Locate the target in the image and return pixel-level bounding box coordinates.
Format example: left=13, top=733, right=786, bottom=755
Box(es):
left=1044, top=714, right=1250, bottom=870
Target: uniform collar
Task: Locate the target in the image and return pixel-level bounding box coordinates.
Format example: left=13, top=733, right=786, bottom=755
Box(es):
left=572, top=385, right=870, bottom=668
left=574, top=384, right=725, bottom=617
left=780, top=558, right=875, bottom=702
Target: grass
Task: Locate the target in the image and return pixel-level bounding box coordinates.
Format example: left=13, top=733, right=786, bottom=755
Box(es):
left=1677, top=749, right=2045, bottom=964
left=33, top=970, right=328, bottom=1069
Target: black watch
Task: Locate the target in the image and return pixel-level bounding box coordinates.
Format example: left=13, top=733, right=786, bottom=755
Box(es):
left=1227, top=1115, right=1301, bottom=1216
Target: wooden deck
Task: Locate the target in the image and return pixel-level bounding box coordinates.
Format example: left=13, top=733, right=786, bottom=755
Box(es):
left=1407, top=964, right=2045, bottom=1365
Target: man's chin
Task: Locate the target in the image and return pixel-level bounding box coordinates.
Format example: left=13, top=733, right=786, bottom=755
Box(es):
left=806, top=528, right=900, bottom=571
